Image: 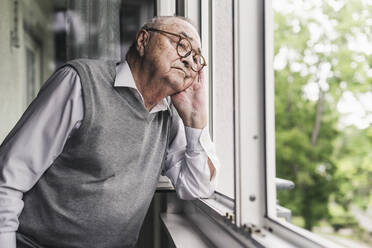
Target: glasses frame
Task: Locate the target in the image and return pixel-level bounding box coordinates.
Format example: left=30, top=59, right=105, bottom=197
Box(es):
left=145, top=27, right=207, bottom=72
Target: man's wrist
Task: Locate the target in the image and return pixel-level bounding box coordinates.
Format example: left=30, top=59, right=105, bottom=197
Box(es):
left=184, top=122, right=206, bottom=129
left=182, top=115, right=207, bottom=129
left=185, top=126, right=204, bottom=151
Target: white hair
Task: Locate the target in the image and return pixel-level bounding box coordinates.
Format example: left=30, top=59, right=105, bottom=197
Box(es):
left=141, top=16, right=197, bottom=30
left=126, top=16, right=197, bottom=58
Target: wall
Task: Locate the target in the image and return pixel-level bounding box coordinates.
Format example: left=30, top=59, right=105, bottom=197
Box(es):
left=0, top=0, right=55, bottom=142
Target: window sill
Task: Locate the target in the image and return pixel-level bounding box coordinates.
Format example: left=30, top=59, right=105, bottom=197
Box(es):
left=157, top=192, right=342, bottom=248
left=262, top=217, right=345, bottom=248
left=159, top=192, right=260, bottom=247
left=160, top=213, right=213, bottom=248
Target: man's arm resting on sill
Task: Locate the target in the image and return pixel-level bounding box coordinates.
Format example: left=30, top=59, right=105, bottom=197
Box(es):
left=162, top=121, right=220, bottom=200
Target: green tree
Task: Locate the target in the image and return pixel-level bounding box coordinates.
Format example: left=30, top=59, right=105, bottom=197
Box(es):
left=274, top=0, right=372, bottom=231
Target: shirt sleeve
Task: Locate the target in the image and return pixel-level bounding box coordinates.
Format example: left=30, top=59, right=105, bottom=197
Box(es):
left=0, top=66, right=84, bottom=247
left=162, top=116, right=220, bottom=200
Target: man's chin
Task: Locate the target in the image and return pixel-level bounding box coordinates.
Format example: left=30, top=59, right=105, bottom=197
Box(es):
left=170, top=89, right=183, bottom=97
left=170, top=84, right=187, bottom=97
left=168, top=76, right=192, bottom=94
left=170, top=80, right=186, bottom=93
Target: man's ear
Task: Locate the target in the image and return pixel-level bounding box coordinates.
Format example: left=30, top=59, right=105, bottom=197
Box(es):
left=136, top=30, right=150, bottom=57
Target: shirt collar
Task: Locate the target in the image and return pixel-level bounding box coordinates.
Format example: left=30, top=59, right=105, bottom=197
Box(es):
left=114, top=60, right=169, bottom=113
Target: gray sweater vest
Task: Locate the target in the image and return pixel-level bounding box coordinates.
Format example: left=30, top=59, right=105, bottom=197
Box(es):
left=18, top=59, right=176, bottom=248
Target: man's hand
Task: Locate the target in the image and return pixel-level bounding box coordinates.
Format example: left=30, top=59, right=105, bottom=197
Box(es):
left=171, top=70, right=216, bottom=182
left=171, top=70, right=207, bottom=129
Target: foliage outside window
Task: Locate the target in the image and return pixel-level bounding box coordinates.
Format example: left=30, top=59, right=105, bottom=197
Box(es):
left=274, top=0, right=372, bottom=246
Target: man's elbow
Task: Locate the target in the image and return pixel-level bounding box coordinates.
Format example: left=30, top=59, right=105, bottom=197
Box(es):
left=175, top=183, right=215, bottom=200
left=198, top=185, right=215, bottom=199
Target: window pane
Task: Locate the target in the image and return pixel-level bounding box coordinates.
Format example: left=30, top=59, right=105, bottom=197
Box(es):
left=274, top=0, right=372, bottom=246
left=213, top=0, right=235, bottom=199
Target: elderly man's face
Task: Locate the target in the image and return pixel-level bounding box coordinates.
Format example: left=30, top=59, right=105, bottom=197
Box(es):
left=143, top=19, right=202, bottom=93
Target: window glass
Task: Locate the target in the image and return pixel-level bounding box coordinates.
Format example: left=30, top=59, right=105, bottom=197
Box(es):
left=213, top=0, right=235, bottom=199
left=274, top=0, right=372, bottom=246
left=120, top=0, right=155, bottom=58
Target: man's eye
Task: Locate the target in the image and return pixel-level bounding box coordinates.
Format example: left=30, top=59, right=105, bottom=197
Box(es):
left=193, top=55, right=201, bottom=64
left=179, top=43, right=187, bottom=49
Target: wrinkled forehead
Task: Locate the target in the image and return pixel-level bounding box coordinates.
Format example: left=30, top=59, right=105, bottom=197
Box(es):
left=160, top=19, right=201, bottom=49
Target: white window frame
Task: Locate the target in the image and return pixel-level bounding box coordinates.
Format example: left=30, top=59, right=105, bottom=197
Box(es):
left=177, top=0, right=213, bottom=137
left=260, top=0, right=343, bottom=246
left=232, top=0, right=343, bottom=247
left=200, top=0, right=213, bottom=138
left=233, top=0, right=267, bottom=228
left=233, top=0, right=344, bottom=246
left=204, top=0, right=236, bottom=198
left=157, top=0, right=343, bottom=247
left=156, top=0, right=175, bottom=16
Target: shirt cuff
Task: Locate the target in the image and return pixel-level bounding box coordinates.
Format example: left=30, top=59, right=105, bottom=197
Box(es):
left=199, top=126, right=220, bottom=183
left=0, top=232, right=16, bottom=248
left=185, top=125, right=220, bottom=187
left=185, top=126, right=203, bottom=151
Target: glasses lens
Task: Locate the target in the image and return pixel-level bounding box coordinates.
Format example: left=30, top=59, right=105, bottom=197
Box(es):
left=177, top=38, right=192, bottom=57
left=192, top=54, right=205, bottom=71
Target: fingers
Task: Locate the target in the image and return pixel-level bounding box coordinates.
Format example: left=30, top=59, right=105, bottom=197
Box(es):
left=186, top=69, right=204, bottom=91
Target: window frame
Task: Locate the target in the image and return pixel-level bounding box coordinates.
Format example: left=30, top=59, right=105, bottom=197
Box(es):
left=157, top=0, right=343, bottom=247
left=232, top=0, right=343, bottom=246
left=204, top=0, right=236, bottom=198
left=176, top=0, right=214, bottom=139
left=262, top=1, right=345, bottom=247
left=156, top=0, right=176, bottom=16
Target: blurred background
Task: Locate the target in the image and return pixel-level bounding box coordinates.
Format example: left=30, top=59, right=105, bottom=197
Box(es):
left=273, top=0, right=372, bottom=247
left=0, top=0, right=154, bottom=143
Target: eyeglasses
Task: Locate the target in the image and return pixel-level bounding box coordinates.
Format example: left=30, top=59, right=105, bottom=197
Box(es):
left=145, top=27, right=206, bottom=72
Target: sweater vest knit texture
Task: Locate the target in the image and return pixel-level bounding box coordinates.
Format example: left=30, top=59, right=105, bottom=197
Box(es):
left=17, top=59, right=177, bottom=248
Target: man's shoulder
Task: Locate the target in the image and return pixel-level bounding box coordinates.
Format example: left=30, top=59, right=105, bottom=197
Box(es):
left=54, top=59, right=105, bottom=75
left=64, top=58, right=119, bottom=81
left=66, top=58, right=113, bottom=69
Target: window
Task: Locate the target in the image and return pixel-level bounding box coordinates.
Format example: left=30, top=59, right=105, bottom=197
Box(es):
left=210, top=0, right=235, bottom=200
left=176, top=0, right=236, bottom=200
left=174, top=0, right=360, bottom=247
left=273, top=0, right=372, bottom=247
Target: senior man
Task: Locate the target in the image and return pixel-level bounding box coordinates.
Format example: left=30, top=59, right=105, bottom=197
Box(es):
left=0, top=16, right=219, bottom=248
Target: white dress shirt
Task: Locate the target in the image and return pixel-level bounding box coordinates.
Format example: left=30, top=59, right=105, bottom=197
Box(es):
left=0, top=61, right=220, bottom=248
